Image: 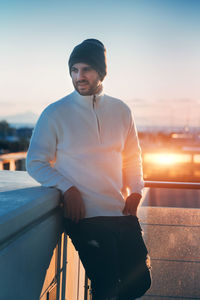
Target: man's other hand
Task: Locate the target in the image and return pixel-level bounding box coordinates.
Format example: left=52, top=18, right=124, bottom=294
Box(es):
left=122, top=193, right=142, bottom=216
left=63, top=186, right=85, bottom=222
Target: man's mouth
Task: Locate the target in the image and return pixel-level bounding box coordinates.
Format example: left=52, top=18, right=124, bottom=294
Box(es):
left=78, top=82, right=89, bottom=87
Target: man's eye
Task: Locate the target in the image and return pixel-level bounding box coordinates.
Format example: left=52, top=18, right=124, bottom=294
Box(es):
left=84, top=67, right=92, bottom=72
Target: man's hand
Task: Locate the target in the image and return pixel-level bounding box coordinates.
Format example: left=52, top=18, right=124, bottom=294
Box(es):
left=122, top=193, right=142, bottom=216
left=63, top=186, right=85, bottom=222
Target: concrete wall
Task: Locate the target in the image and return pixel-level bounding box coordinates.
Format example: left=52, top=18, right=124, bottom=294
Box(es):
left=0, top=171, right=62, bottom=300
left=0, top=170, right=87, bottom=300
left=139, top=205, right=200, bottom=300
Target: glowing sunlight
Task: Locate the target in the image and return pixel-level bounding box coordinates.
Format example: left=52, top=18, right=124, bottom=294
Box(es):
left=144, top=153, right=192, bottom=166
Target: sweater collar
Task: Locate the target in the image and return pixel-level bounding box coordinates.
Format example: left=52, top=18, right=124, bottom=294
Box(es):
left=72, top=87, right=105, bottom=108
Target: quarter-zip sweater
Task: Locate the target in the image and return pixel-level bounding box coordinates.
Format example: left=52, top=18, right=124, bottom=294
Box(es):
left=26, top=90, right=144, bottom=218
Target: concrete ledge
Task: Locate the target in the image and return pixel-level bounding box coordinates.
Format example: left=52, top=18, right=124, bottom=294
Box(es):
left=0, top=171, right=61, bottom=245
left=0, top=170, right=63, bottom=300
left=0, top=212, right=62, bottom=300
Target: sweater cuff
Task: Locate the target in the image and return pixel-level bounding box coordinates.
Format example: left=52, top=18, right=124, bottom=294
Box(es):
left=57, top=180, right=74, bottom=195
left=129, top=181, right=144, bottom=197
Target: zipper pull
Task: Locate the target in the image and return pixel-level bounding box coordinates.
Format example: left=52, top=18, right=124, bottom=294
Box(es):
left=93, top=95, right=96, bottom=108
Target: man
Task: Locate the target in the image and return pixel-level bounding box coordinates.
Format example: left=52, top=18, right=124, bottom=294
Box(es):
left=26, top=39, right=151, bottom=299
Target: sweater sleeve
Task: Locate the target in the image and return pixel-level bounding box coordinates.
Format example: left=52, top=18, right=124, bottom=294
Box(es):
left=122, top=109, right=144, bottom=196
left=26, top=109, right=73, bottom=194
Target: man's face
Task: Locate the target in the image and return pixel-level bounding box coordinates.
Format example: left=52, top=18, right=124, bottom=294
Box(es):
left=71, top=63, right=102, bottom=96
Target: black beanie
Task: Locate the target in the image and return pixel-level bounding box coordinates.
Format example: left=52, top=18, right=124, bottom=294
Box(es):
left=68, top=39, right=107, bottom=81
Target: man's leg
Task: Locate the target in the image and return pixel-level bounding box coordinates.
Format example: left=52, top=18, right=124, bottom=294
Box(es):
left=64, top=217, right=120, bottom=300
left=117, top=216, right=151, bottom=300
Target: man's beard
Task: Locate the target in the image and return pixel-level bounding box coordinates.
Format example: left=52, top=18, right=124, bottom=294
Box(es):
left=73, top=79, right=102, bottom=96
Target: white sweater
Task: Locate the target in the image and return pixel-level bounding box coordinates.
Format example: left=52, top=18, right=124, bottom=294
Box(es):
left=26, top=89, right=144, bottom=218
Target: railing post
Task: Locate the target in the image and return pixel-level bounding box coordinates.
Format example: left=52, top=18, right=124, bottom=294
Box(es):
left=56, top=235, right=62, bottom=300
left=61, top=233, right=68, bottom=300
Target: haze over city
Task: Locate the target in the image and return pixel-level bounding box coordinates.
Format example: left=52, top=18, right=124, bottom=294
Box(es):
left=1, top=0, right=200, bottom=127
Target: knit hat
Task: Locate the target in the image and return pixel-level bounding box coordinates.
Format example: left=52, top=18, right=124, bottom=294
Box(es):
left=68, top=39, right=107, bottom=81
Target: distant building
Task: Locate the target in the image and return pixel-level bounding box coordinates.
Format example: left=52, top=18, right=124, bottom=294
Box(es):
left=0, top=152, right=27, bottom=171
left=4, top=136, right=19, bottom=142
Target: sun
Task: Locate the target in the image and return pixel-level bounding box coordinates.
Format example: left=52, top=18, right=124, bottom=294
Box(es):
left=144, top=153, right=191, bottom=166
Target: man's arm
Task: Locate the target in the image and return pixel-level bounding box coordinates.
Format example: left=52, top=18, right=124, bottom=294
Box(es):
left=122, top=109, right=144, bottom=216
left=26, top=109, right=73, bottom=193
left=26, top=109, right=85, bottom=221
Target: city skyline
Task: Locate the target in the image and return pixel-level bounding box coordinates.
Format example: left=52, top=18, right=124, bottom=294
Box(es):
left=1, top=0, right=200, bottom=127
left=1, top=97, right=200, bottom=129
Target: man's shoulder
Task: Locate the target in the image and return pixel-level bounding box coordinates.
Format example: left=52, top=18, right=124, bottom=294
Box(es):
left=104, top=94, right=131, bottom=114
left=39, top=93, right=75, bottom=122
left=44, top=92, right=74, bottom=114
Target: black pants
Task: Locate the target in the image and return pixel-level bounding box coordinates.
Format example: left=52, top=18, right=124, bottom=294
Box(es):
left=64, top=216, right=151, bottom=300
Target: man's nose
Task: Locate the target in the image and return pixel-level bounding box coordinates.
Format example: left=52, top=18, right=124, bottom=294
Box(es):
left=77, top=70, right=85, bottom=81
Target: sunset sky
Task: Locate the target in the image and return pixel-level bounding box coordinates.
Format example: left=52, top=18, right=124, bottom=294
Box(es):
left=1, top=0, right=200, bottom=127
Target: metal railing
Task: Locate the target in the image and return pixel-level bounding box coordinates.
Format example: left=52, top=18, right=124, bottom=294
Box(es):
left=145, top=180, right=200, bottom=189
